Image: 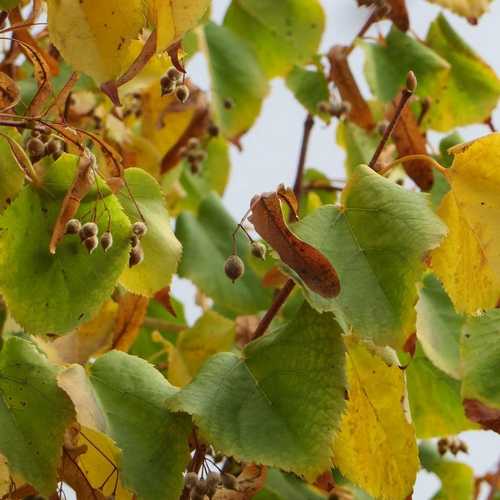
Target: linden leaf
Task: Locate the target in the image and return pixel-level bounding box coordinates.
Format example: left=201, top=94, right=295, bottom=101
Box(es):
left=47, top=0, right=145, bottom=84
left=59, top=351, right=192, bottom=500
left=290, top=164, right=446, bottom=350
left=223, top=0, right=325, bottom=78
left=175, top=193, right=272, bottom=315
left=168, top=302, right=346, bottom=480
left=416, top=273, right=463, bottom=379
left=332, top=337, right=419, bottom=500
left=406, top=345, right=478, bottom=438
left=426, top=0, right=492, bottom=21
left=431, top=133, right=500, bottom=313
left=0, top=337, right=75, bottom=495
left=118, top=168, right=182, bottom=296
left=201, top=22, right=269, bottom=139
left=167, top=310, right=235, bottom=387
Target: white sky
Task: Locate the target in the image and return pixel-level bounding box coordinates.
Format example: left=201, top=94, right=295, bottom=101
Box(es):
left=172, top=1, right=500, bottom=498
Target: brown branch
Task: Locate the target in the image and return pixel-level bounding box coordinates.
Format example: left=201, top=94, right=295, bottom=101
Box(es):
left=292, top=113, right=314, bottom=204
left=346, top=4, right=388, bottom=55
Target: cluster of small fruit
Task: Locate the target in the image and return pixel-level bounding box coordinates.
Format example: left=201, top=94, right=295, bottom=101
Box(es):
left=317, top=99, right=352, bottom=118
left=25, top=127, right=65, bottom=163
left=437, top=436, right=468, bottom=456
left=224, top=241, right=266, bottom=283
left=160, top=67, right=190, bottom=103
left=180, top=137, right=207, bottom=174
left=184, top=471, right=237, bottom=500
left=64, top=218, right=147, bottom=268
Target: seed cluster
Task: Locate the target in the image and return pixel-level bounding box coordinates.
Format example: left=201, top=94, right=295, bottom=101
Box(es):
left=65, top=219, right=113, bottom=254
left=25, top=127, right=65, bottom=163
left=184, top=471, right=237, bottom=499
left=160, top=67, right=190, bottom=103
left=224, top=240, right=266, bottom=283
left=317, top=99, right=352, bottom=118
left=129, top=221, right=147, bottom=268
left=180, top=137, right=207, bottom=174
left=437, top=437, right=468, bottom=456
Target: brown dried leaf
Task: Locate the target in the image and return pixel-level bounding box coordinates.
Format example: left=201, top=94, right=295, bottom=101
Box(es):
left=388, top=98, right=434, bottom=190
left=44, top=71, right=79, bottom=119
left=386, top=0, right=410, bottom=31
left=101, top=30, right=158, bottom=106
left=463, top=399, right=500, bottom=433
left=0, top=130, right=35, bottom=183
left=277, top=183, right=299, bottom=220
left=328, top=45, right=375, bottom=130
left=112, top=292, right=149, bottom=352
left=249, top=190, right=340, bottom=298
left=261, top=266, right=288, bottom=289
left=0, top=71, right=20, bottom=111
left=154, top=286, right=177, bottom=317
left=49, top=154, right=95, bottom=254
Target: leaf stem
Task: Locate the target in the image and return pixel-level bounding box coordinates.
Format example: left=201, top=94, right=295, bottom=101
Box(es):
left=379, top=154, right=448, bottom=177
left=345, top=4, right=387, bottom=56
left=368, top=88, right=413, bottom=170
left=292, top=113, right=314, bottom=202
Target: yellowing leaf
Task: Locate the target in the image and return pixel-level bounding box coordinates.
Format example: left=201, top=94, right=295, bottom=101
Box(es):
left=333, top=338, right=419, bottom=500
left=167, top=310, right=235, bottom=387
left=431, top=133, right=500, bottom=313
left=426, top=0, right=491, bottom=20
left=147, top=0, right=210, bottom=52
left=47, top=0, right=145, bottom=84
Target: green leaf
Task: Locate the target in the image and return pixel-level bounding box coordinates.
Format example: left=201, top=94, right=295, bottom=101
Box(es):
left=416, top=273, right=463, bottom=379
left=336, top=121, right=379, bottom=176
left=424, top=14, right=500, bottom=131
left=461, top=310, right=500, bottom=409
left=0, top=159, right=131, bottom=334
left=362, top=27, right=450, bottom=102
left=419, top=442, right=475, bottom=500
left=285, top=66, right=329, bottom=118
left=202, top=21, right=268, bottom=138
left=118, top=168, right=181, bottom=296
left=179, top=137, right=231, bottom=212
left=0, top=128, right=24, bottom=214
left=223, top=0, right=325, bottom=78
left=0, top=0, right=20, bottom=10
left=0, top=337, right=74, bottom=494
left=406, top=345, right=478, bottom=438
left=175, top=192, right=272, bottom=316
left=290, top=165, right=446, bottom=350
left=253, top=469, right=327, bottom=500
left=168, top=302, right=346, bottom=480
left=61, top=351, right=192, bottom=500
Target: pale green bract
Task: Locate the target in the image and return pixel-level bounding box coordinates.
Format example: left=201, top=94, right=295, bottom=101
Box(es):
left=168, top=302, right=346, bottom=480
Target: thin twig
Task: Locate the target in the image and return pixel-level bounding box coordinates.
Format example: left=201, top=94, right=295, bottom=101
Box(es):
left=292, top=113, right=314, bottom=203
left=379, top=154, right=448, bottom=177
left=368, top=88, right=413, bottom=169
left=346, top=4, right=387, bottom=55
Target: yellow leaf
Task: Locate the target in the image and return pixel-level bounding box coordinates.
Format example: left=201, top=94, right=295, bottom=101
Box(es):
left=147, top=0, right=210, bottom=51
left=168, top=310, right=235, bottom=387
left=431, top=133, right=500, bottom=313
left=427, top=0, right=491, bottom=20
left=0, top=455, right=9, bottom=497
left=333, top=338, right=419, bottom=500
left=47, top=0, right=145, bottom=84
left=77, top=427, right=133, bottom=500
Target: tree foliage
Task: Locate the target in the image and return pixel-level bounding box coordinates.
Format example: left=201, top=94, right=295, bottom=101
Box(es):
left=0, top=0, right=499, bottom=499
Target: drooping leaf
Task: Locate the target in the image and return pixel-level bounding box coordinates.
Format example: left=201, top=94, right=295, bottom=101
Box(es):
left=223, top=0, right=325, bottom=78
left=118, top=168, right=182, bottom=296
left=419, top=442, right=475, bottom=500
left=0, top=337, right=75, bottom=495
left=0, top=159, right=131, bottom=334
left=431, top=133, right=500, bottom=313
left=201, top=21, right=269, bottom=139
left=167, top=310, right=235, bottom=387
left=285, top=66, right=330, bottom=118
left=175, top=193, right=272, bottom=316
left=424, top=14, right=500, bottom=131
left=416, top=273, right=463, bottom=379
left=425, top=0, right=492, bottom=21
left=332, top=337, right=419, bottom=500
left=59, top=351, right=192, bottom=500
left=168, top=302, right=346, bottom=480
left=406, top=345, right=478, bottom=438
left=290, top=164, right=446, bottom=349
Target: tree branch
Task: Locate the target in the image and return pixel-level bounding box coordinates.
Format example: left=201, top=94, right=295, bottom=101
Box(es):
left=292, top=113, right=314, bottom=203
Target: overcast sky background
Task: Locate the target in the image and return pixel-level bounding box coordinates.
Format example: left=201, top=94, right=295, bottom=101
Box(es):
left=171, top=1, right=500, bottom=498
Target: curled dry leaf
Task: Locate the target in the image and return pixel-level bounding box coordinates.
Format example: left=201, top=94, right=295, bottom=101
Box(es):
left=388, top=96, right=434, bottom=190
left=112, top=292, right=150, bottom=352
left=0, top=71, right=20, bottom=111
left=49, top=154, right=95, bottom=254
left=328, top=45, right=375, bottom=130
left=44, top=71, right=80, bottom=119
left=249, top=189, right=340, bottom=298
left=463, top=399, right=500, bottom=433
